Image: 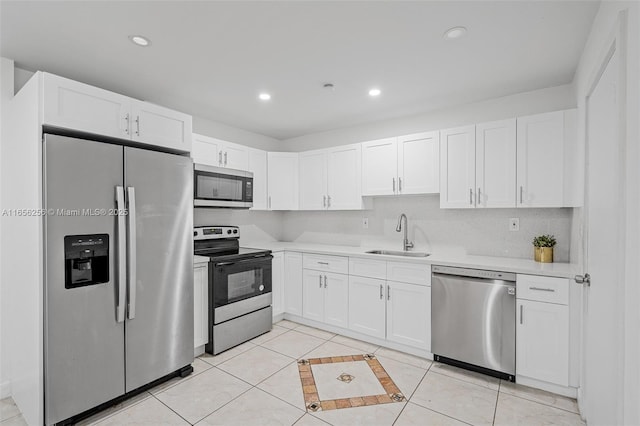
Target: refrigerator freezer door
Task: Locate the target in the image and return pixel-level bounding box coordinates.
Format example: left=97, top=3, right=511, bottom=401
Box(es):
left=124, top=147, right=194, bottom=391
left=44, top=135, right=125, bottom=424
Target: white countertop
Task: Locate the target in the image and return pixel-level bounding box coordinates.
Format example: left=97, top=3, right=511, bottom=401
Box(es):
left=239, top=241, right=579, bottom=279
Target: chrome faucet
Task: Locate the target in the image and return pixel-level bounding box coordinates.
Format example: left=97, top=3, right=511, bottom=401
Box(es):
left=396, top=213, right=414, bottom=251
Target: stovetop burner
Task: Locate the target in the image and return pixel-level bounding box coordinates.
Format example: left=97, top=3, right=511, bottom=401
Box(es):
left=194, top=226, right=271, bottom=261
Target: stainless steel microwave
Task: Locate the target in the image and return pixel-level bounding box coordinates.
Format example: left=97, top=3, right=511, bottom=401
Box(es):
left=194, top=164, right=253, bottom=208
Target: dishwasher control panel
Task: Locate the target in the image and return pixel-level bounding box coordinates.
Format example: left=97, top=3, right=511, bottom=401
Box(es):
left=432, top=265, right=516, bottom=282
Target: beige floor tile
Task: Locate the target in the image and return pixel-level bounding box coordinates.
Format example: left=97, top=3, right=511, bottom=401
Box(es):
left=293, top=324, right=336, bottom=340
left=0, top=398, right=20, bottom=422
left=499, top=381, right=579, bottom=413
left=302, top=341, right=368, bottom=359
left=78, top=392, right=152, bottom=425
left=374, top=347, right=432, bottom=370
left=217, top=346, right=294, bottom=385
left=154, top=367, right=251, bottom=424
left=276, top=319, right=300, bottom=329
left=94, top=397, right=188, bottom=425
left=257, top=362, right=307, bottom=410
left=313, top=400, right=407, bottom=426
left=410, top=371, right=497, bottom=426
left=376, top=355, right=428, bottom=398
left=494, top=393, right=585, bottom=426
left=293, top=413, right=331, bottom=425
left=198, top=387, right=304, bottom=425
left=147, top=358, right=212, bottom=396
left=429, top=362, right=500, bottom=391
left=198, top=341, right=257, bottom=366
left=250, top=325, right=290, bottom=345
left=329, top=335, right=380, bottom=353
left=312, top=360, right=386, bottom=401
left=0, top=415, right=27, bottom=426
left=394, top=402, right=468, bottom=426
left=261, top=330, right=326, bottom=359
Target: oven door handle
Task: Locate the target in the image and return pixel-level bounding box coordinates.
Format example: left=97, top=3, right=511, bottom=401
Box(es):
left=215, top=255, right=273, bottom=267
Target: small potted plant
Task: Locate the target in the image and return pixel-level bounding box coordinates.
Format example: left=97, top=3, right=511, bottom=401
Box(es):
left=533, top=234, right=556, bottom=263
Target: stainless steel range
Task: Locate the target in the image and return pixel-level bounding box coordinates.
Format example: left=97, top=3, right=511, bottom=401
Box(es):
left=194, top=226, right=273, bottom=354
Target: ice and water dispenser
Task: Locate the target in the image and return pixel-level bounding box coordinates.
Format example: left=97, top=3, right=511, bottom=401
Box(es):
left=64, top=234, right=109, bottom=288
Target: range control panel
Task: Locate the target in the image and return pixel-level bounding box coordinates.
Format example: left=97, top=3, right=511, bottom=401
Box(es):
left=194, top=226, right=239, bottom=240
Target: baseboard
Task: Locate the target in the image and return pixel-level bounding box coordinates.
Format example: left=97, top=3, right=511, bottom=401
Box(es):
left=515, top=375, right=577, bottom=398
left=0, top=380, right=11, bottom=399
left=272, top=312, right=285, bottom=323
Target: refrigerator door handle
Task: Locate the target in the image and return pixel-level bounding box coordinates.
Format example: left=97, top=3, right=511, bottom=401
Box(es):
left=116, top=186, right=127, bottom=323
left=127, top=186, right=137, bottom=320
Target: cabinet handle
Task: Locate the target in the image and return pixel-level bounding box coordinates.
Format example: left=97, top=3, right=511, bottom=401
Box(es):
left=520, top=186, right=524, bottom=204
left=398, top=177, right=402, bottom=193
left=477, top=187, right=481, bottom=205
left=327, top=195, right=331, bottom=208
left=124, top=113, right=130, bottom=135
left=469, top=188, right=473, bottom=205
left=379, top=284, right=383, bottom=300
left=323, top=195, right=326, bottom=208
left=317, top=261, right=329, bottom=265
left=529, top=286, right=555, bottom=292
left=324, top=275, right=327, bottom=288
left=135, top=116, right=140, bottom=136
left=319, top=275, right=322, bottom=288
left=268, top=196, right=271, bottom=209
left=219, top=152, right=223, bottom=165
left=520, top=304, right=523, bottom=324
left=224, top=152, right=228, bottom=166
left=387, top=285, right=391, bottom=301
left=392, top=178, right=396, bottom=193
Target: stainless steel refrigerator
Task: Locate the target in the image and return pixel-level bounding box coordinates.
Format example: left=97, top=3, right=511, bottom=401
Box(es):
left=43, top=134, right=194, bottom=424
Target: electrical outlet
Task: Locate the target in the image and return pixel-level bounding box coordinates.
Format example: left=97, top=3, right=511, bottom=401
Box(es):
left=362, top=217, right=369, bottom=229
left=509, top=218, right=520, bottom=231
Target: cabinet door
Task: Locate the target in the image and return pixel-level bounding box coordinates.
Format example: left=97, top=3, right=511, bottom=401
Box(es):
left=323, top=272, right=349, bottom=328
left=299, top=150, right=328, bottom=210
left=302, top=269, right=325, bottom=322
left=516, top=299, right=569, bottom=386
left=284, top=252, right=303, bottom=316
left=397, top=132, right=440, bottom=194
left=267, top=152, right=299, bottom=210
left=248, top=148, right=268, bottom=210
left=43, top=72, right=131, bottom=140
left=516, top=111, right=564, bottom=207
left=191, top=133, right=222, bottom=167
left=386, top=282, right=430, bottom=350
left=193, top=263, right=209, bottom=348
left=221, top=141, right=249, bottom=170
left=440, top=126, right=476, bottom=208
left=130, top=100, right=192, bottom=152
left=361, top=138, right=397, bottom=196
left=327, top=144, right=362, bottom=210
left=476, top=119, right=516, bottom=207
left=348, top=276, right=386, bottom=339
left=272, top=252, right=285, bottom=317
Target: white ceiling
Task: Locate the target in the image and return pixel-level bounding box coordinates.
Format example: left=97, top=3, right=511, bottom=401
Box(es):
left=0, top=1, right=599, bottom=140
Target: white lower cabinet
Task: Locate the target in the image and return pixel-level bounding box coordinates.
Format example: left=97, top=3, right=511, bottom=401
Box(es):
left=302, top=269, right=348, bottom=327
left=193, top=260, right=209, bottom=350
left=386, top=281, right=431, bottom=350
left=348, top=276, right=386, bottom=339
left=283, top=252, right=303, bottom=316
left=272, top=252, right=284, bottom=317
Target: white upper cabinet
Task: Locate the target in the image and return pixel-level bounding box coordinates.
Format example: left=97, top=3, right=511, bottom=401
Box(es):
left=299, top=149, right=328, bottom=210
left=397, top=132, right=440, bottom=194
left=440, top=125, right=476, bottom=208
left=362, top=133, right=439, bottom=196
left=516, top=111, right=565, bottom=207
left=475, top=119, right=517, bottom=208
left=248, top=148, right=268, bottom=210
left=361, top=138, right=398, bottom=196
left=267, top=152, right=299, bottom=210
left=191, top=133, right=248, bottom=169
left=42, top=73, right=192, bottom=152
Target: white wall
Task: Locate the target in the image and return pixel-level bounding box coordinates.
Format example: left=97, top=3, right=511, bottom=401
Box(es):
left=192, top=115, right=281, bottom=152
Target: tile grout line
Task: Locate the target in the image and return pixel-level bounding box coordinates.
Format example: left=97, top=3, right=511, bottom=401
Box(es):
left=149, top=393, right=194, bottom=426
left=84, top=392, right=154, bottom=425
left=492, top=380, right=502, bottom=425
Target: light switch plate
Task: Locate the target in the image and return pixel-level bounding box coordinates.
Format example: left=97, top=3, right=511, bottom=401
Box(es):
left=509, top=218, right=520, bottom=231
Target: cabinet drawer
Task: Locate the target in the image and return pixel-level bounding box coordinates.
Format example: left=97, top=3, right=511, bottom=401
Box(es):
left=349, top=258, right=386, bottom=279
left=387, top=262, right=431, bottom=286
left=516, top=274, right=569, bottom=305
left=303, top=253, right=348, bottom=274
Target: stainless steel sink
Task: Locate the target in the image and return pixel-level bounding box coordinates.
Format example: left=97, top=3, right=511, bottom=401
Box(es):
left=365, top=250, right=430, bottom=257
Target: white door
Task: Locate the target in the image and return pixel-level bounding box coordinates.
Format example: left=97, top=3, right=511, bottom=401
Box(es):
left=440, top=126, right=476, bottom=208
left=581, top=47, right=623, bottom=424
left=302, top=269, right=324, bottom=322
left=271, top=252, right=284, bottom=317
left=323, top=272, right=349, bottom=328
left=299, top=150, right=328, bottom=210
left=284, top=252, right=303, bottom=316
left=248, top=148, right=268, bottom=210
left=267, top=152, right=299, bottom=210
left=475, top=119, right=516, bottom=207
left=361, top=138, right=397, bottom=196
left=516, top=111, right=564, bottom=207
left=191, top=133, right=222, bottom=167
left=221, top=141, right=249, bottom=170
left=130, top=100, right=192, bottom=152
left=397, top=132, right=440, bottom=194
left=327, top=144, right=362, bottom=210
left=348, top=276, right=386, bottom=339
left=386, top=281, right=431, bottom=350
left=516, top=299, right=569, bottom=386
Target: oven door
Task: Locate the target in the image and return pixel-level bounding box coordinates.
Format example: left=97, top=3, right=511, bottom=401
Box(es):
left=212, top=255, right=272, bottom=324
left=194, top=164, right=253, bottom=208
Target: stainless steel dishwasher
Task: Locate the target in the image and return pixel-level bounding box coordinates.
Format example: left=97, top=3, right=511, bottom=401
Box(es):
left=431, top=265, right=516, bottom=381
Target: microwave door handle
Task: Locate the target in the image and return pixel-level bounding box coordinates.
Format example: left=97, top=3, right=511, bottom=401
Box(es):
left=127, top=187, right=137, bottom=320
left=115, top=186, right=126, bottom=323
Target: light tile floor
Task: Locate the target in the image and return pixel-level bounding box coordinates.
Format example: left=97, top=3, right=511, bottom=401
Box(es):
left=1, top=320, right=585, bottom=426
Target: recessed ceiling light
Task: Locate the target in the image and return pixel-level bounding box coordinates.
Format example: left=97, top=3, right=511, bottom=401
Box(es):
left=129, top=35, right=151, bottom=47
left=258, top=93, right=271, bottom=101
left=369, top=88, right=381, bottom=97
left=444, top=26, right=467, bottom=40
